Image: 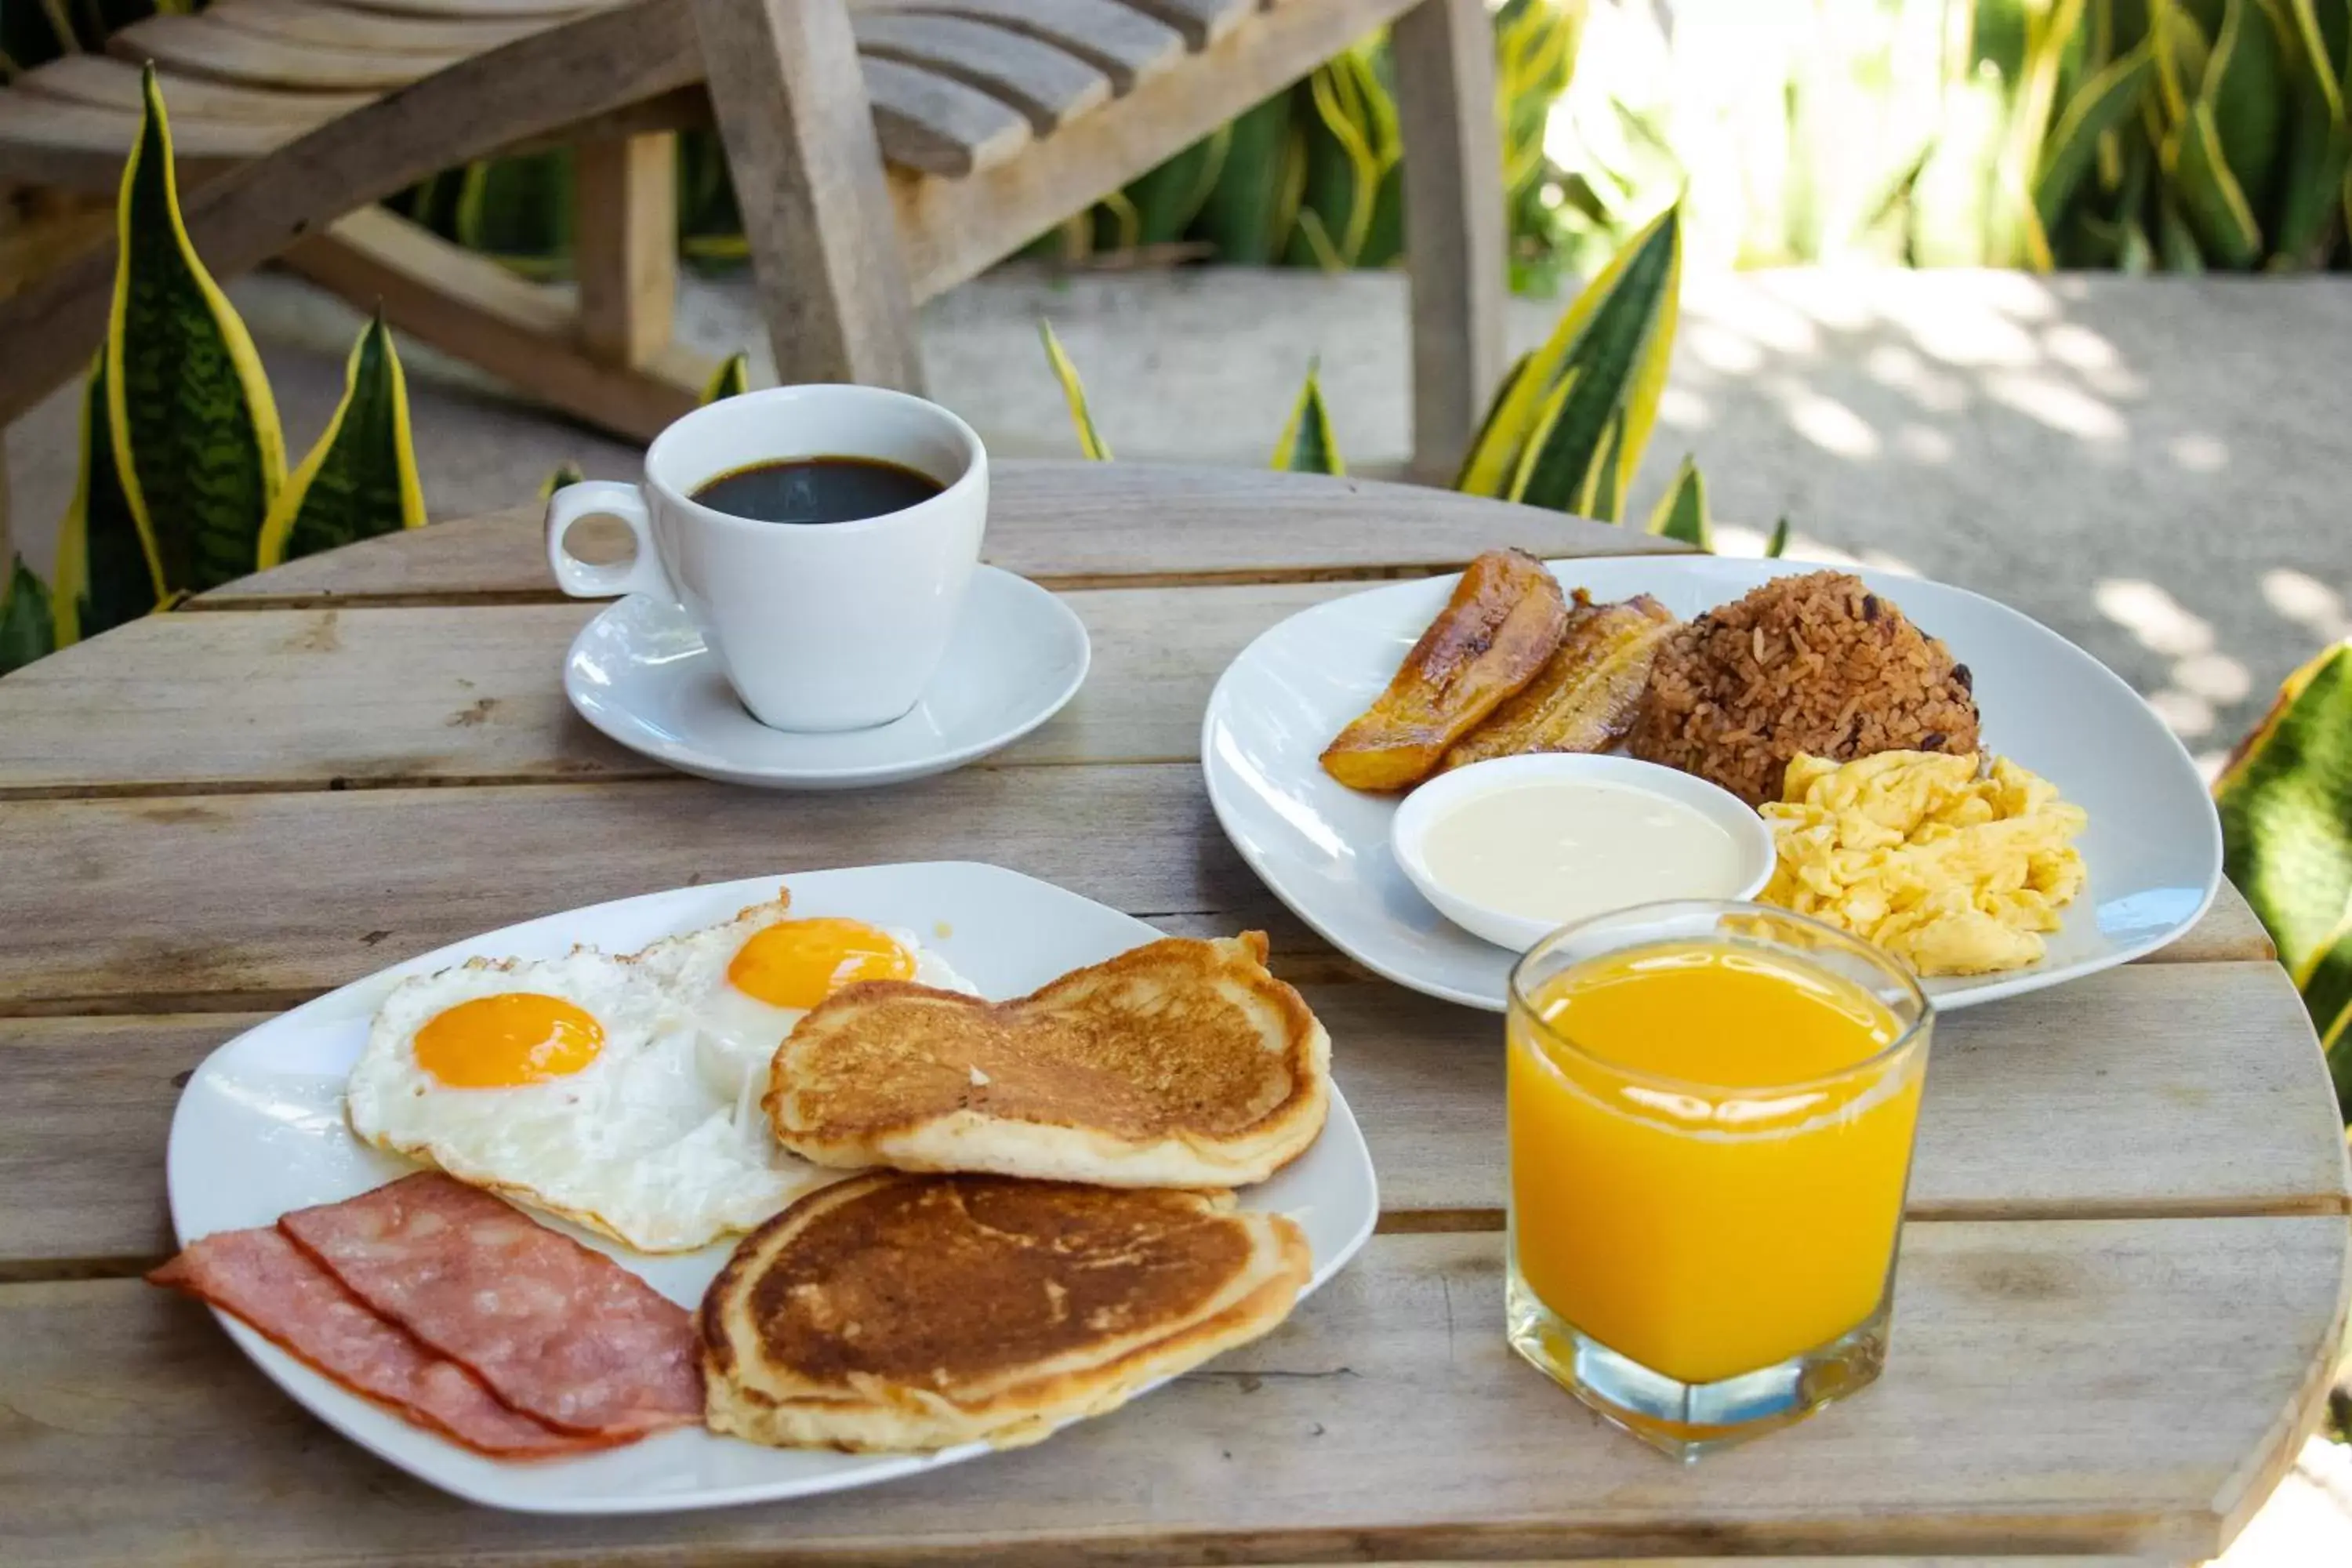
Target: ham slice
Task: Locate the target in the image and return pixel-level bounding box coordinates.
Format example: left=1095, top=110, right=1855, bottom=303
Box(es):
left=278, top=1173, right=702, bottom=1436
left=147, top=1225, right=605, bottom=1459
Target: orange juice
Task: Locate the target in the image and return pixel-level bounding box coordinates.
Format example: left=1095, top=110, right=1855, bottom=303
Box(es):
left=1508, top=939, right=1924, bottom=1386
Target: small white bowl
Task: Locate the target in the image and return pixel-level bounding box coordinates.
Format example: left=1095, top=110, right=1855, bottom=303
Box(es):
left=1389, top=753, right=1779, bottom=953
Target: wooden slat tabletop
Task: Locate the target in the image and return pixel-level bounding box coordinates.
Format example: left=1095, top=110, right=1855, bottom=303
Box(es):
left=1, top=460, right=2344, bottom=1566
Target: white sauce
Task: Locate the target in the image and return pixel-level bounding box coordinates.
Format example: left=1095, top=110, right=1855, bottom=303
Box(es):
left=1418, top=780, right=1746, bottom=927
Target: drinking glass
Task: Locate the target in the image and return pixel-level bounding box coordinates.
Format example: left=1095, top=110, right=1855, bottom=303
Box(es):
left=1505, top=900, right=1932, bottom=1458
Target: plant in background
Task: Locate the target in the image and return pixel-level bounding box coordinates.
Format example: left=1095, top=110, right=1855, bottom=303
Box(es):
left=2215, top=641, right=2352, bottom=1119
left=1032, top=196, right=1784, bottom=555
left=3, top=67, right=426, bottom=677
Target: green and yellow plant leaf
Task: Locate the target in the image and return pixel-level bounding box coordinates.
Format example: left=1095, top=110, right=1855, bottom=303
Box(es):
left=1506, top=366, right=1578, bottom=503
left=2201, top=0, right=2287, bottom=208
left=1192, top=93, right=1298, bottom=264
left=1037, top=319, right=1111, bottom=461
left=54, top=352, right=165, bottom=648
left=1573, top=410, right=1629, bottom=523
left=107, top=66, right=285, bottom=593
left=452, top=150, right=573, bottom=278
left=2292, top=909, right=2352, bottom=1109
left=540, top=461, right=586, bottom=502
left=1298, top=48, right=1401, bottom=266
left=2271, top=0, right=2350, bottom=265
left=1123, top=125, right=1232, bottom=245
left=1474, top=201, right=1682, bottom=516
left=2216, top=641, right=2352, bottom=980
left=1997, top=0, right=2089, bottom=268
left=1763, top=515, right=1792, bottom=558
left=256, top=314, right=425, bottom=569
left=2035, top=41, right=2158, bottom=235
left=702, top=351, right=750, bottom=404
left=2165, top=98, right=2266, bottom=263
left=1644, top=455, right=1711, bottom=550
left=1269, top=360, right=1343, bottom=476
left=0, top=554, right=56, bottom=677
left=52, top=353, right=162, bottom=646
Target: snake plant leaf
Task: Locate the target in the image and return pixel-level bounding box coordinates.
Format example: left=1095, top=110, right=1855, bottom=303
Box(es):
left=1573, top=411, right=1629, bottom=524
left=1460, top=201, right=1680, bottom=501
left=1456, top=350, right=1534, bottom=492
left=539, top=461, right=586, bottom=502
left=1643, top=456, right=1711, bottom=550
left=2155, top=185, right=2211, bottom=265
left=2036, top=42, right=2159, bottom=235
left=1763, top=515, right=1792, bottom=558
left=107, top=66, right=285, bottom=594
left=1506, top=365, right=1578, bottom=503
left=2202, top=0, right=2288, bottom=210
left=2166, top=98, right=2267, bottom=263
left=52, top=353, right=163, bottom=647
left=1290, top=49, right=1399, bottom=267
left=2273, top=0, right=2350, bottom=265
left=1123, top=125, right=1232, bottom=247
left=1036, top=319, right=1111, bottom=461
left=1269, top=361, right=1344, bottom=476
left=1497, top=202, right=1682, bottom=517
left=2216, top=641, right=2352, bottom=975
left=2294, top=909, right=2352, bottom=1113
left=256, top=315, right=425, bottom=570
left=0, top=555, right=56, bottom=677
left=702, top=352, right=750, bottom=405
left=453, top=150, right=573, bottom=278
left=1193, top=93, right=1298, bottom=264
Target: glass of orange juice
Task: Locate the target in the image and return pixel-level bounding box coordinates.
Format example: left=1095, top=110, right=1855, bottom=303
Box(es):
left=1506, top=899, right=1931, bottom=1458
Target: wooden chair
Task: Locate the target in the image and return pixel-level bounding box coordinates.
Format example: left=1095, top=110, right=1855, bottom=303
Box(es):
left=0, top=0, right=1504, bottom=477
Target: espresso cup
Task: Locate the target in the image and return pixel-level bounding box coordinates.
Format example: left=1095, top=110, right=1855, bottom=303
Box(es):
left=546, top=385, right=987, bottom=732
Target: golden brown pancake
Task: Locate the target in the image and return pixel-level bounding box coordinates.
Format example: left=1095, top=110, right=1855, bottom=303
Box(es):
left=700, top=1173, right=1309, bottom=1451
left=764, top=932, right=1329, bottom=1188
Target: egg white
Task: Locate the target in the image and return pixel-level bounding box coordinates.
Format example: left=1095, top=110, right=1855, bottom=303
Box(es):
left=345, top=947, right=831, bottom=1253
left=630, top=895, right=978, bottom=1119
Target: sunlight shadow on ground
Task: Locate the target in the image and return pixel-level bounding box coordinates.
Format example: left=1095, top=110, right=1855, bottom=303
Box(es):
left=1645, top=270, right=2350, bottom=758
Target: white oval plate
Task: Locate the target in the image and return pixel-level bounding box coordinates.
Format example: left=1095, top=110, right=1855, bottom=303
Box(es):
left=1201, top=557, right=2221, bottom=1012
left=564, top=566, right=1090, bottom=789
left=165, top=862, right=1377, bottom=1514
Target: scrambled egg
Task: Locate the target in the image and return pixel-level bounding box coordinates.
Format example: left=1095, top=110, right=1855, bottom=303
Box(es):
left=1759, top=751, right=2087, bottom=976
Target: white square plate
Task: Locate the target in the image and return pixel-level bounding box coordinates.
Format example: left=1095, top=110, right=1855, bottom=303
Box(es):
left=1201, top=557, right=2222, bottom=1012
left=164, top=862, right=1379, bottom=1514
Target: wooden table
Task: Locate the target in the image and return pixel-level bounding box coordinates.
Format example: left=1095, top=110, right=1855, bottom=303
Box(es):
left=2, top=461, right=2345, bottom=1566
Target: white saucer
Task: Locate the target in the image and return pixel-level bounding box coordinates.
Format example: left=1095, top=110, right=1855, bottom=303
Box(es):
left=564, top=566, right=1090, bottom=789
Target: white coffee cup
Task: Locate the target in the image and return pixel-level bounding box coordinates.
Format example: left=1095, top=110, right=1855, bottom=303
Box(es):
left=546, top=385, right=987, bottom=731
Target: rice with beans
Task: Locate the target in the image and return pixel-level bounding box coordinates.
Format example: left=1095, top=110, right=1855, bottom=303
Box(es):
left=1628, top=571, right=1980, bottom=806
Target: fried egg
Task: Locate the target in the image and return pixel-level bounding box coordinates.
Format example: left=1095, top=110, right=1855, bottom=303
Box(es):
left=345, top=948, right=829, bottom=1253
left=632, top=895, right=977, bottom=1116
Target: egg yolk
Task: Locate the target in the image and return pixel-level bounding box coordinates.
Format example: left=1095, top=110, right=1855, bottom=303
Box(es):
left=729, top=918, right=914, bottom=1010
left=413, top=993, right=604, bottom=1088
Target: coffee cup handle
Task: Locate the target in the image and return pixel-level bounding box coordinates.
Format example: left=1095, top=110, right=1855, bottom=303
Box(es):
left=546, top=481, right=674, bottom=600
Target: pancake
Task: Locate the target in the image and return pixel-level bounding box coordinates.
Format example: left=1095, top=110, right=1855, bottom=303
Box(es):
left=764, top=932, right=1329, bottom=1188
left=700, top=1173, right=1310, bottom=1451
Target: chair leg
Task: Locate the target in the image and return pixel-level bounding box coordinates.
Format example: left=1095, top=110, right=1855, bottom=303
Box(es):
left=689, top=0, right=924, bottom=392
left=1392, top=0, right=1508, bottom=485
left=575, top=132, right=679, bottom=369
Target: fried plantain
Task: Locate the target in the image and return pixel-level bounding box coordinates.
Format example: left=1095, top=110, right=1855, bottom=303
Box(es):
left=1320, top=548, right=1569, bottom=791
left=1440, top=593, right=1679, bottom=771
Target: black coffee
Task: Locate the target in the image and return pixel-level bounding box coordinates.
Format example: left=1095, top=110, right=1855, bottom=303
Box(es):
left=691, top=456, right=944, bottom=524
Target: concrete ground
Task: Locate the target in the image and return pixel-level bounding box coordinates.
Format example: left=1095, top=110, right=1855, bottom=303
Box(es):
left=2, top=260, right=2348, bottom=1557
left=8, top=263, right=2347, bottom=774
